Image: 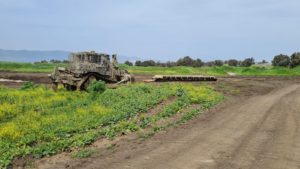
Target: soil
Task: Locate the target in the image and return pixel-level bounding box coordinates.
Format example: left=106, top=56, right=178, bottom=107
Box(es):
left=1, top=71, right=300, bottom=169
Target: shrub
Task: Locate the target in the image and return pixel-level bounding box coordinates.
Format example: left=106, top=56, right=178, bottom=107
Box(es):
left=214, top=60, right=224, bottom=67
left=135, top=60, right=142, bottom=66
left=50, top=59, right=62, bottom=63
left=290, top=52, right=300, bottom=68
left=135, top=60, right=156, bottom=66
left=87, top=80, right=106, bottom=93
left=204, top=61, right=215, bottom=67
left=20, top=81, right=37, bottom=90
left=165, top=61, right=177, bottom=67
left=124, top=60, right=133, bottom=66
left=272, top=54, right=290, bottom=67
left=176, top=56, right=194, bottom=66
left=240, top=58, right=255, bottom=67
left=141, top=60, right=156, bottom=66
left=176, top=87, right=185, bottom=97
left=228, top=59, right=238, bottom=66
left=155, top=62, right=164, bottom=67
left=41, top=60, right=48, bottom=63
left=192, top=59, right=204, bottom=67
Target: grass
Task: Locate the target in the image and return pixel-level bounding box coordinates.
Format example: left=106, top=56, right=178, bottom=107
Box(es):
left=1, top=61, right=300, bottom=76
left=125, top=65, right=300, bottom=76
left=0, top=61, right=66, bottom=73
left=72, top=148, right=98, bottom=158
left=125, top=65, right=228, bottom=76
left=0, top=82, right=223, bottom=168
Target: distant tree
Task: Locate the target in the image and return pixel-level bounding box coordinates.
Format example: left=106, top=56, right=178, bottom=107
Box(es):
left=228, top=59, right=238, bottom=66
left=135, top=60, right=142, bottom=66
left=272, top=54, right=290, bottom=67
left=41, top=60, right=48, bottom=63
left=176, top=56, right=194, bottom=66
left=62, top=60, right=69, bottom=64
left=192, top=59, right=204, bottom=67
left=134, top=60, right=156, bottom=66
left=240, top=58, right=255, bottom=67
left=257, top=60, right=268, bottom=65
left=141, top=60, right=156, bottom=66
left=214, top=60, right=224, bottom=67
left=50, top=59, right=61, bottom=63
left=166, top=61, right=176, bottom=67
left=290, top=52, right=300, bottom=68
left=156, top=62, right=167, bottom=67
left=204, top=61, right=215, bottom=67
left=124, top=60, right=133, bottom=66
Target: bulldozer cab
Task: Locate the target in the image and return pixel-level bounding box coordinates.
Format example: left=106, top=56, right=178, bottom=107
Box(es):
left=69, top=51, right=109, bottom=65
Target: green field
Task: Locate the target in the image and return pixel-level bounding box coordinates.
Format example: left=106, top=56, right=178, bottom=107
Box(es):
left=0, top=83, right=223, bottom=168
left=1, top=61, right=300, bottom=76
left=124, top=65, right=300, bottom=76
left=0, top=62, right=65, bottom=73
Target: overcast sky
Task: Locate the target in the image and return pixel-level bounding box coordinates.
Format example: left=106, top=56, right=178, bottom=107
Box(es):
left=0, top=0, right=299, bottom=61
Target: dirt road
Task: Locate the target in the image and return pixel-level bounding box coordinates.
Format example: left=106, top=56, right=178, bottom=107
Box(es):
left=46, top=82, right=299, bottom=169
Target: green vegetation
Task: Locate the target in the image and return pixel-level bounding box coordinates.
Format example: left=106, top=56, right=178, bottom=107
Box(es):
left=20, top=81, right=37, bottom=90
left=126, top=65, right=228, bottom=75
left=87, top=80, right=106, bottom=94
left=72, top=148, right=98, bottom=158
left=2, top=61, right=300, bottom=76
left=126, top=65, right=300, bottom=76
left=0, top=83, right=222, bottom=168
left=0, top=61, right=65, bottom=73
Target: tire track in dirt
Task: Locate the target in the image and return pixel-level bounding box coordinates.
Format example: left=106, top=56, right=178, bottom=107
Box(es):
left=214, top=85, right=300, bottom=169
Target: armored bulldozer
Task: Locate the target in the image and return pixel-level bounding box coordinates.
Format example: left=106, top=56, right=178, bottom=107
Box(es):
left=49, top=51, right=134, bottom=90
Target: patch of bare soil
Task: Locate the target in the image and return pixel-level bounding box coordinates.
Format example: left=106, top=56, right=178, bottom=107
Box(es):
left=0, top=71, right=50, bottom=84
left=0, top=71, right=50, bottom=88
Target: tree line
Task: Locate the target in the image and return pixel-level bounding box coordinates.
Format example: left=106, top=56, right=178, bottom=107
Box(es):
left=272, top=52, right=300, bottom=68
left=125, top=56, right=256, bottom=67
left=34, top=59, right=69, bottom=64
left=124, top=52, right=300, bottom=68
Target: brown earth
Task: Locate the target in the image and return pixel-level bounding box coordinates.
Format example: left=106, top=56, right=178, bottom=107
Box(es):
left=1, top=72, right=300, bottom=169
left=0, top=71, right=50, bottom=84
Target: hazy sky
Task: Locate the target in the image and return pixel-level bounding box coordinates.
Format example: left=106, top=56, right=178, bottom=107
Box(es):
left=0, top=0, right=299, bottom=61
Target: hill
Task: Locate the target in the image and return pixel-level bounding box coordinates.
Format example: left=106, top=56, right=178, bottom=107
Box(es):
left=0, top=49, right=139, bottom=63
left=0, top=49, right=70, bottom=62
